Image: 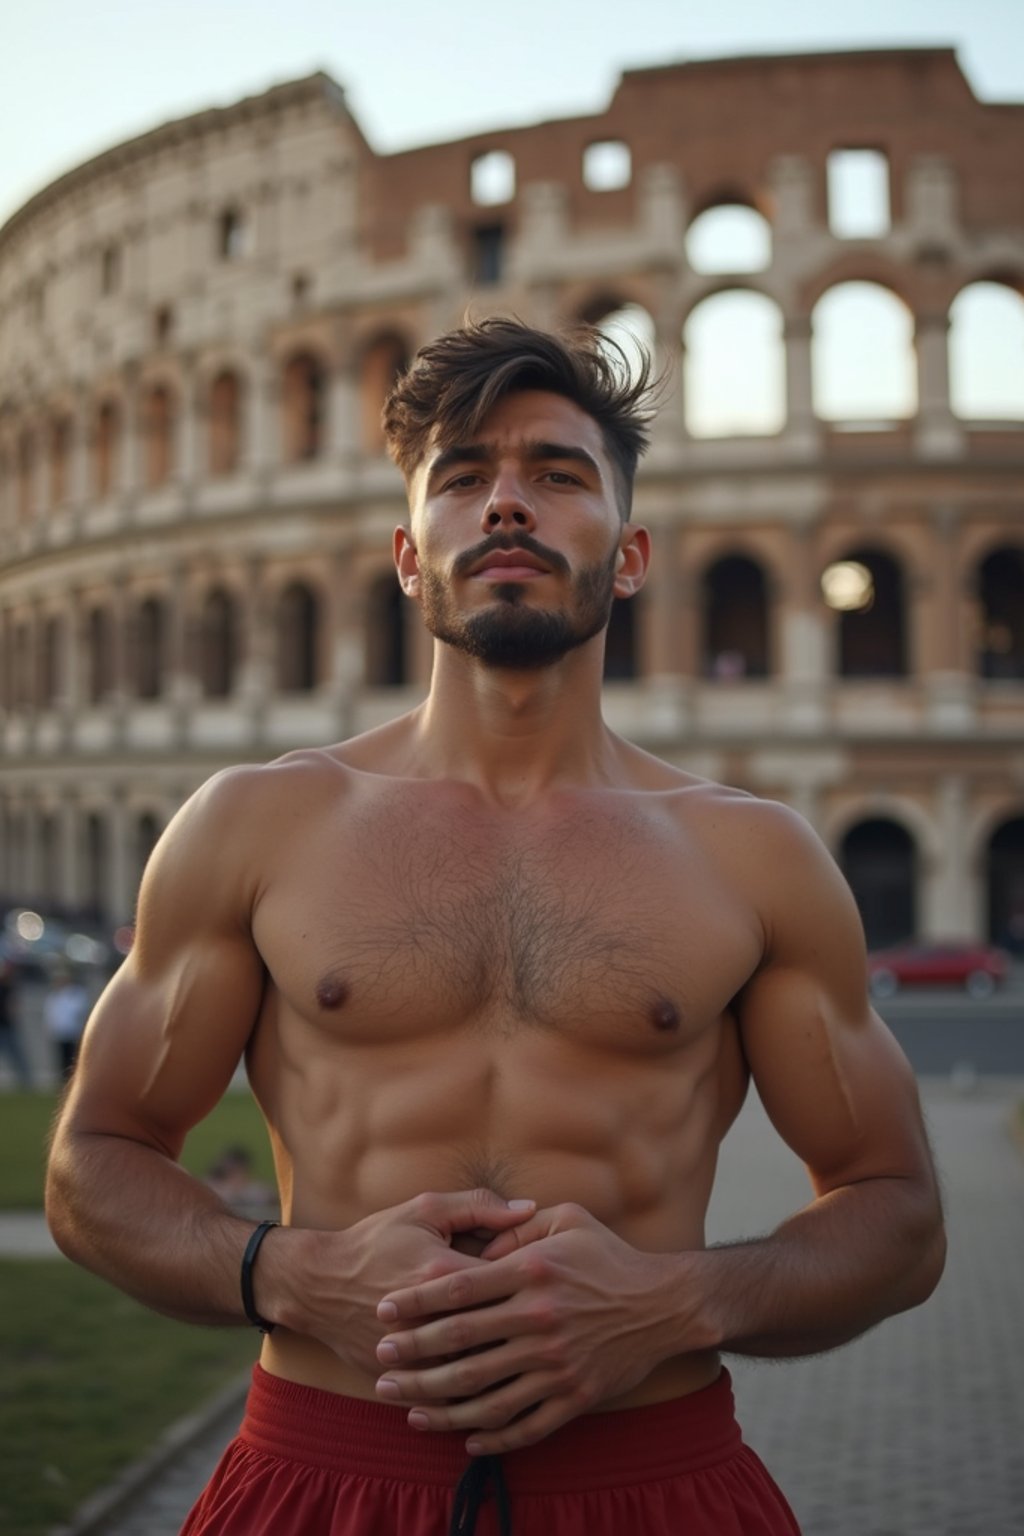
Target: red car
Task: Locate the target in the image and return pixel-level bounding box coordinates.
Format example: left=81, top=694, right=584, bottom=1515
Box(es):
left=868, top=941, right=1010, bottom=999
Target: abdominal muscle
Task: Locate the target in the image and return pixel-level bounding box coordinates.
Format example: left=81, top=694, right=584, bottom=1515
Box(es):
left=255, top=1024, right=739, bottom=1412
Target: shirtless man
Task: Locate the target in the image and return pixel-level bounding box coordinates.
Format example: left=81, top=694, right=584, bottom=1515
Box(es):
left=46, top=319, right=945, bottom=1536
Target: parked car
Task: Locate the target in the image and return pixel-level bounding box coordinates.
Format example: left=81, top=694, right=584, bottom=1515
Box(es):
left=868, top=940, right=1010, bottom=999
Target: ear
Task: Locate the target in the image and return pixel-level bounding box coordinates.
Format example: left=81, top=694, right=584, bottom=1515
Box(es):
left=394, top=526, right=420, bottom=598
left=612, top=524, right=651, bottom=599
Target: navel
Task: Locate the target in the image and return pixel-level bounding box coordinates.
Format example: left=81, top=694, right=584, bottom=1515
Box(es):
left=650, top=996, right=681, bottom=1033
left=315, top=973, right=350, bottom=1011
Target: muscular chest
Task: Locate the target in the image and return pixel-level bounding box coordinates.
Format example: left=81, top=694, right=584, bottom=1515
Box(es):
left=258, top=786, right=760, bottom=1045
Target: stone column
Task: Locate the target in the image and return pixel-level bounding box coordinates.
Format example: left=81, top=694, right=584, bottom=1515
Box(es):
left=58, top=796, right=80, bottom=911
left=780, top=524, right=828, bottom=730
left=107, top=790, right=132, bottom=924
left=925, top=775, right=971, bottom=936
left=782, top=315, right=821, bottom=456
left=914, top=312, right=964, bottom=460
left=177, top=354, right=198, bottom=493
left=35, top=415, right=52, bottom=520
left=119, top=365, right=140, bottom=506
left=330, top=364, right=359, bottom=469
left=246, top=349, right=277, bottom=479
left=239, top=555, right=271, bottom=739
left=69, top=384, right=90, bottom=510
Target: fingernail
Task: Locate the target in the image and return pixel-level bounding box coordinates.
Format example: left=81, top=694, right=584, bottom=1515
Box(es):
left=408, top=1411, right=430, bottom=1430
left=466, top=1438, right=485, bottom=1456
left=508, top=1199, right=534, bottom=1211
left=377, top=1301, right=398, bottom=1321
left=377, top=1341, right=399, bottom=1364
left=376, top=1379, right=400, bottom=1400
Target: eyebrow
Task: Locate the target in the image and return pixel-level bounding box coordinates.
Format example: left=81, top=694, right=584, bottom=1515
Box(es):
left=427, top=438, right=603, bottom=487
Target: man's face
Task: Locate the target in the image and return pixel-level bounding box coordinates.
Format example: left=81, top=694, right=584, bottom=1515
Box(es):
left=399, top=390, right=630, bottom=670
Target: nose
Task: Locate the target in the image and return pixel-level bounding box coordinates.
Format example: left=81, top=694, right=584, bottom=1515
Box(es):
left=481, top=468, right=536, bottom=534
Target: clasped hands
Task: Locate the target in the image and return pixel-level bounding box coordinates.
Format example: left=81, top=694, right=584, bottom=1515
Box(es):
left=370, top=1193, right=682, bottom=1455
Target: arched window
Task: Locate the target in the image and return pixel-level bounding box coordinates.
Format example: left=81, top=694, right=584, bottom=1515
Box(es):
left=86, top=607, right=114, bottom=704
left=593, top=304, right=656, bottom=389
left=827, top=151, right=890, bottom=239
left=976, top=547, right=1024, bottom=679
left=282, top=353, right=326, bottom=463
left=218, top=207, right=248, bottom=261
left=684, top=291, right=786, bottom=437
left=360, top=336, right=410, bottom=455
left=603, top=597, right=639, bottom=681
left=17, top=431, right=34, bottom=521
left=811, top=282, right=916, bottom=424
left=276, top=582, right=319, bottom=693
left=583, top=141, right=631, bottom=192
left=471, top=151, right=515, bottom=206
left=949, top=282, right=1024, bottom=421
left=135, top=598, right=165, bottom=700
left=840, top=818, right=917, bottom=949
left=987, top=816, right=1024, bottom=952
left=199, top=588, right=237, bottom=698
left=144, top=384, right=175, bottom=488
left=825, top=547, right=907, bottom=678
left=686, top=204, right=771, bottom=274
left=208, top=370, right=243, bottom=476
left=702, top=554, right=771, bottom=678
left=41, top=615, right=64, bottom=708
left=51, top=416, right=72, bottom=507
left=365, top=574, right=407, bottom=687
left=94, top=400, right=120, bottom=498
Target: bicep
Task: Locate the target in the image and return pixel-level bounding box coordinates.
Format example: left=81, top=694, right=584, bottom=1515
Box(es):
left=738, top=823, right=932, bottom=1198
left=65, top=775, right=266, bottom=1157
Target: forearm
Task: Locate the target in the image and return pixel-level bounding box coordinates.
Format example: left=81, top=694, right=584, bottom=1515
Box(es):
left=680, top=1176, right=946, bottom=1359
left=46, top=1128, right=279, bottom=1326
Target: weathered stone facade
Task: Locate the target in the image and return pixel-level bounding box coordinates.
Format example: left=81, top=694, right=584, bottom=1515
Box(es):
left=1, top=51, right=1022, bottom=946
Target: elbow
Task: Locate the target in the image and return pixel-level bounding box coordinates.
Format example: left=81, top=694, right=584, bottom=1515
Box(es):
left=915, top=1218, right=947, bottom=1305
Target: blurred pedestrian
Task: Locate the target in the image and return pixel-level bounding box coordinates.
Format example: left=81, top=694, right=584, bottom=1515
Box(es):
left=43, top=966, right=89, bottom=1082
left=0, top=958, right=32, bottom=1088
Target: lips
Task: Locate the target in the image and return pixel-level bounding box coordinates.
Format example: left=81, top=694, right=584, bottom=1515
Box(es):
left=470, top=549, right=551, bottom=576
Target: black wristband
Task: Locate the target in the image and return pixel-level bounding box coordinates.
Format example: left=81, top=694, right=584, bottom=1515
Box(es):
left=240, top=1219, right=279, bottom=1333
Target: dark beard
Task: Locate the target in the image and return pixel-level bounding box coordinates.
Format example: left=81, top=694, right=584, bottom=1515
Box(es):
left=420, top=549, right=618, bottom=670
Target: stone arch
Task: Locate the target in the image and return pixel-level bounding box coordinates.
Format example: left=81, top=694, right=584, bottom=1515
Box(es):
left=281, top=351, right=327, bottom=463
left=134, top=596, right=166, bottom=700
left=839, top=816, right=918, bottom=949
left=686, top=202, right=772, bottom=275
left=700, top=552, right=772, bottom=679
left=683, top=289, right=786, bottom=437
left=949, top=279, right=1024, bottom=421
left=198, top=586, right=238, bottom=698
left=986, top=814, right=1024, bottom=952
left=974, top=545, right=1024, bottom=680
left=143, top=382, right=176, bottom=488
left=86, top=605, right=114, bottom=703
left=208, top=368, right=244, bottom=477
left=276, top=580, right=320, bottom=692
left=360, top=334, right=410, bottom=456
left=94, top=398, right=121, bottom=498
left=826, top=546, right=908, bottom=678
left=364, top=572, right=407, bottom=687
left=811, top=280, right=916, bottom=423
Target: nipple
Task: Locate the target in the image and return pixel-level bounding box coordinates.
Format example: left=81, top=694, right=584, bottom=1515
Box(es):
left=650, top=997, right=681, bottom=1033
left=315, top=974, right=350, bottom=1011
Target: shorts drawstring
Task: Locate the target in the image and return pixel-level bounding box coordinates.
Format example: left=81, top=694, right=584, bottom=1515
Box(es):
left=449, top=1453, right=512, bottom=1535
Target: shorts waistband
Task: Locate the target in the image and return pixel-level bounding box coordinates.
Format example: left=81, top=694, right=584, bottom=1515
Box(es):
left=239, top=1364, right=744, bottom=1492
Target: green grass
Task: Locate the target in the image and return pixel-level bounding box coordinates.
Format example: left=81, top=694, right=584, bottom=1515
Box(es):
left=0, top=1088, right=275, bottom=1209
left=0, top=1259, right=257, bottom=1536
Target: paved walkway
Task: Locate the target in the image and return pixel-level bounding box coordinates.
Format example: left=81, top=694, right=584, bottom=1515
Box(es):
left=16, top=1077, right=1024, bottom=1536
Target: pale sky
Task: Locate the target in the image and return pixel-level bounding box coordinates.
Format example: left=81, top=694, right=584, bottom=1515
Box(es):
left=2, top=0, right=1023, bottom=227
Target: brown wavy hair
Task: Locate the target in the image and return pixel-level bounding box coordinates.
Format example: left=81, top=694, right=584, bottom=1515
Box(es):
left=382, top=316, right=656, bottom=518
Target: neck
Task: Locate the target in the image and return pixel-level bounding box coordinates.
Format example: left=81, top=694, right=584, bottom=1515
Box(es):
left=412, top=636, right=617, bottom=804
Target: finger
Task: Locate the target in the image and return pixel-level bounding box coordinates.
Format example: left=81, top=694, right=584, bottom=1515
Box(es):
left=376, top=1341, right=529, bottom=1406
left=379, top=1247, right=540, bottom=1323
left=464, top=1392, right=584, bottom=1455
left=415, top=1189, right=535, bottom=1239
left=376, top=1306, right=508, bottom=1367
left=479, top=1213, right=550, bottom=1261
left=400, top=1372, right=553, bottom=1434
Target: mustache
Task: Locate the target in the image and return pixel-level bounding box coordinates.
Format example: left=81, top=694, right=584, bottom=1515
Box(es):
left=452, top=533, right=571, bottom=580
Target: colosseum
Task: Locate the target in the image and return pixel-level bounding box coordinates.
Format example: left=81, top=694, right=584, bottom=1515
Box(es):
left=1, top=47, right=1022, bottom=954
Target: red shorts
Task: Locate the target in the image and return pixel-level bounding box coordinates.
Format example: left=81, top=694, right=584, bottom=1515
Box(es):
left=180, top=1363, right=801, bottom=1535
